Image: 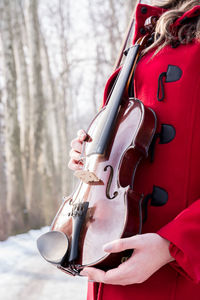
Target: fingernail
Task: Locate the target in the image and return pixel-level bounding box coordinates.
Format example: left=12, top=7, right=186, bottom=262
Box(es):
left=103, top=244, right=112, bottom=252
left=80, top=133, right=86, bottom=140
left=80, top=270, right=88, bottom=277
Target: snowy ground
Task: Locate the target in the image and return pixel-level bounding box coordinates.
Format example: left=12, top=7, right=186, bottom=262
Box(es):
left=0, top=227, right=88, bottom=300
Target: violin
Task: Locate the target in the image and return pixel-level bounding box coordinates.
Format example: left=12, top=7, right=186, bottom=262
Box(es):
left=37, top=15, right=158, bottom=276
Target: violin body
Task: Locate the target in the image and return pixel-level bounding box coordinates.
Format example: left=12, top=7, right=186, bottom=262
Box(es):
left=47, top=97, right=156, bottom=274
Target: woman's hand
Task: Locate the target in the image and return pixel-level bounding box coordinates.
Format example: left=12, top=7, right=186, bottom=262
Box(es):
left=80, top=233, right=174, bottom=285
left=68, top=129, right=87, bottom=171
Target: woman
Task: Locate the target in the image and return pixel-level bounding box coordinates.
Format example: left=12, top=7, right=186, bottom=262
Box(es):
left=68, top=0, right=200, bottom=299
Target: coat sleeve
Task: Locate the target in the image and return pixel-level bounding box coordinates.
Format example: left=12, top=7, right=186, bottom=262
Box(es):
left=157, top=199, right=200, bottom=283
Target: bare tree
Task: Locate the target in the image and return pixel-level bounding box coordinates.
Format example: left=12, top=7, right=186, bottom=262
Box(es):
left=0, top=0, right=26, bottom=234
left=25, top=0, right=45, bottom=227
left=39, top=31, right=61, bottom=223
left=0, top=100, right=8, bottom=240
left=13, top=0, right=30, bottom=188
left=56, top=0, right=72, bottom=196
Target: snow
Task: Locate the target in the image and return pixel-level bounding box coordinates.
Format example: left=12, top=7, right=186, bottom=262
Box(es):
left=0, top=227, right=88, bottom=300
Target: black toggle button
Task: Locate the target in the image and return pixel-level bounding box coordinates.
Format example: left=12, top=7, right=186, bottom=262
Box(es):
left=142, top=186, right=168, bottom=223
left=159, top=124, right=176, bottom=144
left=141, top=6, right=148, bottom=14
left=140, top=27, right=146, bottom=35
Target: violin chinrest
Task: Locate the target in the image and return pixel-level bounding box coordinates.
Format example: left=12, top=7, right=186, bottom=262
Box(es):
left=37, top=231, right=69, bottom=264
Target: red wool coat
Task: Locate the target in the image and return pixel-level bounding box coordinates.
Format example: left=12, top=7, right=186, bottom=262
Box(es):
left=87, top=3, right=200, bottom=300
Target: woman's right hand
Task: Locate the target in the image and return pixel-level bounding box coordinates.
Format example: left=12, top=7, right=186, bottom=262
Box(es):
left=68, top=129, right=87, bottom=171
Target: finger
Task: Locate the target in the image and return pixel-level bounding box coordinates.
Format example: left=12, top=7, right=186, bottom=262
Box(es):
left=103, top=262, right=133, bottom=285
left=77, top=129, right=87, bottom=142
left=70, top=139, right=83, bottom=152
left=103, top=235, right=142, bottom=253
left=80, top=267, right=106, bottom=283
left=68, top=159, right=83, bottom=171
left=69, top=149, right=82, bottom=161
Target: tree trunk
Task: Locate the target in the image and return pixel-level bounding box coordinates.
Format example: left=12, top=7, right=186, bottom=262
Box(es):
left=13, top=0, right=30, bottom=193
left=58, top=0, right=72, bottom=196
left=26, top=0, right=45, bottom=228
left=40, top=31, right=60, bottom=223
left=0, top=108, right=8, bottom=240
left=0, top=0, right=26, bottom=234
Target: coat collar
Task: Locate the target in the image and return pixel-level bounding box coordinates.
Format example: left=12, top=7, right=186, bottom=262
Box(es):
left=132, top=3, right=200, bottom=44
left=172, top=5, right=200, bottom=27
left=132, top=3, right=166, bottom=44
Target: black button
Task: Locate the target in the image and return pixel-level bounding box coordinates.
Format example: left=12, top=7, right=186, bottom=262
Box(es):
left=141, top=6, right=148, bottom=14
left=140, top=27, right=146, bottom=35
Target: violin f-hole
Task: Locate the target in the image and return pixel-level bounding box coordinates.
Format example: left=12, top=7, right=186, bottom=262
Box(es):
left=104, top=165, right=118, bottom=199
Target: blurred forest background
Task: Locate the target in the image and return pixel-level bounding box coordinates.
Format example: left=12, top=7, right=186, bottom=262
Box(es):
left=0, top=0, right=138, bottom=241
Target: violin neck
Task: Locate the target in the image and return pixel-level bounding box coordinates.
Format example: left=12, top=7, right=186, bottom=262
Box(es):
left=86, top=44, right=141, bottom=157
left=106, top=44, right=140, bottom=110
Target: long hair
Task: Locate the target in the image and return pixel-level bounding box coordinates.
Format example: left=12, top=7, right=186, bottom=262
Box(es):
left=144, top=0, right=200, bottom=54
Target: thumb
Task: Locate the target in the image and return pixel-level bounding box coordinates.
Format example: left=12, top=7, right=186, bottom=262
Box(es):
left=103, top=235, right=141, bottom=253
left=80, top=267, right=105, bottom=282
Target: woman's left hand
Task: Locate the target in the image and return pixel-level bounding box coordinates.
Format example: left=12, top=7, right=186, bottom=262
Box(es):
left=80, top=233, right=174, bottom=285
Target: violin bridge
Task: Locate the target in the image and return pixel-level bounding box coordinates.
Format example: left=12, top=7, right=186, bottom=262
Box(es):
left=74, top=170, right=103, bottom=185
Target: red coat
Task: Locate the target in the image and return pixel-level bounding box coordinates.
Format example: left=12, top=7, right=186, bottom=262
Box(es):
left=87, top=3, right=200, bottom=300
